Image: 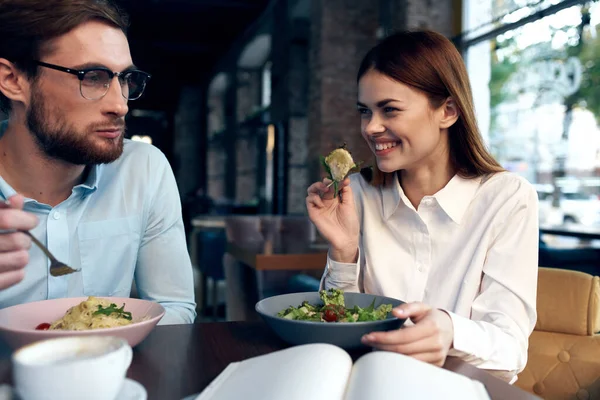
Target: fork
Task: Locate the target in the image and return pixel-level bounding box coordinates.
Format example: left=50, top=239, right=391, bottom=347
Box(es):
left=1, top=200, right=80, bottom=277
left=23, top=231, right=80, bottom=277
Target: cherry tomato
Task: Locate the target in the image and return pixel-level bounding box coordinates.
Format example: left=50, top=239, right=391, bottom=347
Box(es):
left=35, top=323, right=51, bottom=330
left=323, top=309, right=338, bottom=322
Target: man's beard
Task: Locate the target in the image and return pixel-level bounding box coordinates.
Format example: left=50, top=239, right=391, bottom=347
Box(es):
left=26, top=87, right=125, bottom=165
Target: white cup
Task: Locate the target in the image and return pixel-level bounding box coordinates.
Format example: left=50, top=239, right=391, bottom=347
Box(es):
left=12, top=336, right=133, bottom=400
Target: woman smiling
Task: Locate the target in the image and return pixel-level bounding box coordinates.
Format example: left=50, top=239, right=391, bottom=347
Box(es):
left=306, top=30, right=538, bottom=383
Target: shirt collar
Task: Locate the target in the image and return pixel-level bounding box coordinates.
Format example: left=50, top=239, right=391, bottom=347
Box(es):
left=76, top=164, right=100, bottom=193
left=382, top=172, right=481, bottom=224
left=434, top=174, right=482, bottom=224
left=0, top=175, right=17, bottom=201
left=382, top=172, right=404, bottom=219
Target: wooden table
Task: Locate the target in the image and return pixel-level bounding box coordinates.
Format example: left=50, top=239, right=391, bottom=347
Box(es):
left=0, top=322, right=540, bottom=400
left=191, top=215, right=326, bottom=315
left=222, top=214, right=327, bottom=271
left=221, top=215, right=327, bottom=319
left=226, top=239, right=327, bottom=271
left=224, top=238, right=327, bottom=320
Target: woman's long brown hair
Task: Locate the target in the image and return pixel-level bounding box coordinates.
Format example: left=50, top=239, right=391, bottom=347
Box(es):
left=357, top=30, right=504, bottom=185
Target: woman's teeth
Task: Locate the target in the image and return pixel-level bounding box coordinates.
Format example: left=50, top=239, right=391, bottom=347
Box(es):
left=375, top=142, right=398, bottom=151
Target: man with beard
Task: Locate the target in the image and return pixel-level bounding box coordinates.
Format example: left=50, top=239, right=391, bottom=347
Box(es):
left=0, top=0, right=196, bottom=324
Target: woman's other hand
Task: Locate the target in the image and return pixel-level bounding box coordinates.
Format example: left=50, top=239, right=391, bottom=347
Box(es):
left=361, top=302, right=454, bottom=367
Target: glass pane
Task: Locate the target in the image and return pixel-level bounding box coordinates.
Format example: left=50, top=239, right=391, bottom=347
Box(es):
left=261, top=61, right=272, bottom=108
left=463, top=0, right=566, bottom=42
left=466, top=1, right=600, bottom=244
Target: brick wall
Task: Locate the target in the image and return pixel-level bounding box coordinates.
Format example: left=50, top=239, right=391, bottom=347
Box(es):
left=285, top=27, right=310, bottom=214
left=304, top=0, right=455, bottom=201
left=207, top=87, right=225, bottom=137
left=236, top=69, right=262, bottom=123
left=406, top=0, right=453, bottom=36
left=271, top=2, right=311, bottom=214
left=207, top=89, right=226, bottom=201
left=201, top=0, right=455, bottom=213
left=173, top=86, right=203, bottom=197
left=288, top=116, right=309, bottom=214
left=207, top=143, right=226, bottom=201
left=235, top=69, right=261, bottom=204
left=307, top=0, right=380, bottom=189
left=235, top=134, right=258, bottom=203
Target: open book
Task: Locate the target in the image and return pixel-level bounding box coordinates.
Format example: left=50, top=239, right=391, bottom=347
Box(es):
left=195, top=344, right=491, bottom=400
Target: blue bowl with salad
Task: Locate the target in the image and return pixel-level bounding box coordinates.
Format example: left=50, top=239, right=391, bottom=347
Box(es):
left=255, top=289, right=406, bottom=349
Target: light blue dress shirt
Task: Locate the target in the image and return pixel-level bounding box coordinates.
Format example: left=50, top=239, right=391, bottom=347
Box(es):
left=0, top=121, right=197, bottom=324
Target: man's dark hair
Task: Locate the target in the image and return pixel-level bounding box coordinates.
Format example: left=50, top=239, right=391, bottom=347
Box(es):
left=0, top=0, right=129, bottom=114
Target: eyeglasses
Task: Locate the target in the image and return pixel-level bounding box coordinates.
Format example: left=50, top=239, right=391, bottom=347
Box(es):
left=33, top=61, right=151, bottom=100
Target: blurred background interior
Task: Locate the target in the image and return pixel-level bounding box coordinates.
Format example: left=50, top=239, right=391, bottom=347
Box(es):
left=3, top=2, right=600, bottom=394
left=2, top=0, right=600, bottom=323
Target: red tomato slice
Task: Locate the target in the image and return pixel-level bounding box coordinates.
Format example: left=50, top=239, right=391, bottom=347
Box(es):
left=35, top=323, right=51, bottom=330
left=323, top=309, right=338, bottom=322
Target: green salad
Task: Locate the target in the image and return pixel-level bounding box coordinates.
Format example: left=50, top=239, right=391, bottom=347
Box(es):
left=277, top=289, right=392, bottom=322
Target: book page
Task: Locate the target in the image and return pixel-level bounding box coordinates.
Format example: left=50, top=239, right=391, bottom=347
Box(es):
left=195, top=343, right=353, bottom=400
left=344, top=351, right=491, bottom=400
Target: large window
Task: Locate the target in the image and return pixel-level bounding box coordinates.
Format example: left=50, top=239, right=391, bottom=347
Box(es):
left=463, top=0, right=600, bottom=240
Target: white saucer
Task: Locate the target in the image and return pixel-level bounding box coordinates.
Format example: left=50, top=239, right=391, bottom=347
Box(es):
left=0, top=379, right=146, bottom=400
left=118, top=378, right=147, bottom=400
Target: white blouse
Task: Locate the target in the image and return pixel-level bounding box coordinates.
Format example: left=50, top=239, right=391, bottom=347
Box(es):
left=321, top=171, right=539, bottom=382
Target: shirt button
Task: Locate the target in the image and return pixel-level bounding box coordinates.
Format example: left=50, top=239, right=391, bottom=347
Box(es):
left=52, top=211, right=60, bottom=220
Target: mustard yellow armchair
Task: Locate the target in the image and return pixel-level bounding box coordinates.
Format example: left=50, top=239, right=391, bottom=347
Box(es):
left=516, top=267, right=600, bottom=399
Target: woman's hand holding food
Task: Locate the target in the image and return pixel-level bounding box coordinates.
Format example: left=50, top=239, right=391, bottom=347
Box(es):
left=361, top=302, right=455, bottom=367
left=0, top=195, right=38, bottom=290
left=306, top=146, right=362, bottom=263
left=306, top=177, right=360, bottom=263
